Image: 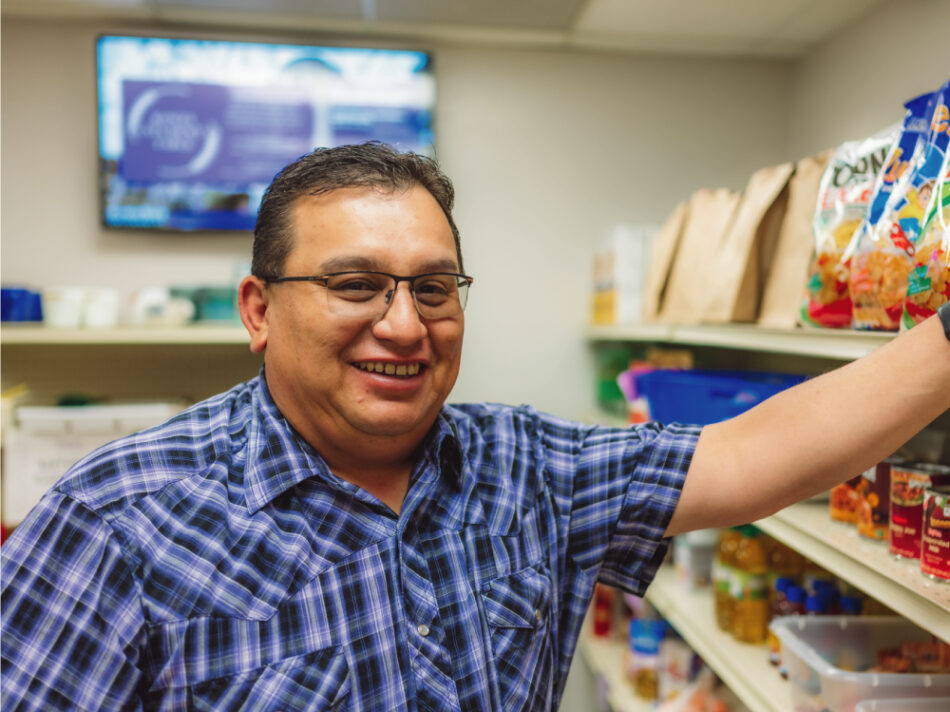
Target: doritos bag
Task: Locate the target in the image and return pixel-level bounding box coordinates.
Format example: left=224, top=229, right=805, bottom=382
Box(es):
left=801, top=127, right=896, bottom=328
left=849, top=91, right=936, bottom=330
left=902, top=148, right=950, bottom=329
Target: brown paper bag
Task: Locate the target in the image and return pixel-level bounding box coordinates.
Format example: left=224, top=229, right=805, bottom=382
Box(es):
left=758, top=150, right=834, bottom=329
left=703, top=162, right=795, bottom=323
left=641, top=201, right=688, bottom=322
left=658, top=188, right=740, bottom=324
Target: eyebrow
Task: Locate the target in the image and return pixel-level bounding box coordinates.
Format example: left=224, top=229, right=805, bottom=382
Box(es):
left=317, top=256, right=461, bottom=274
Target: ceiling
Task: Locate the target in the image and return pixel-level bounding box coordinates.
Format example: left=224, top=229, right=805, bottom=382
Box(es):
left=2, top=0, right=888, bottom=58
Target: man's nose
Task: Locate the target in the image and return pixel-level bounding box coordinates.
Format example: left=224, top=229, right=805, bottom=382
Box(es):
left=373, top=282, right=427, bottom=342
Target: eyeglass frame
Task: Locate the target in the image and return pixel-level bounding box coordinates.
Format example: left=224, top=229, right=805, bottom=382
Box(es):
left=264, top=270, right=474, bottom=318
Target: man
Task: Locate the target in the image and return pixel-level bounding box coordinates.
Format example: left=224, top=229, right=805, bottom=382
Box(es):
left=2, top=142, right=949, bottom=711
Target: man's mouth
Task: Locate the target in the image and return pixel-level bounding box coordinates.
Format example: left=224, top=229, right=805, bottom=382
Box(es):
left=354, top=361, right=422, bottom=378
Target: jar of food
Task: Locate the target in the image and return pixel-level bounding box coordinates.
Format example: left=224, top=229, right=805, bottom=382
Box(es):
left=889, top=463, right=950, bottom=559
left=920, top=484, right=950, bottom=583
left=731, top=525, right=769, bottom=644
left=830, top=474, right=863, bottom=523
left=713, top=527, right=742, bottom=631
left=856, top=457, right=899, bottom=540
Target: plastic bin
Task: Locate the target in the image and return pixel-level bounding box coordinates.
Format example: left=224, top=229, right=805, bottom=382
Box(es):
left=855, top=698, right=950, bottom=711
left=633, top=369, right=805, bottom=425
left=770, top=615, right=950, bottom=712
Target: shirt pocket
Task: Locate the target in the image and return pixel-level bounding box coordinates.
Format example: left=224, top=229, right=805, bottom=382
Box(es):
left=188, top=645, right=351, bottom=712
left=481, top=563, right=555, bottom=712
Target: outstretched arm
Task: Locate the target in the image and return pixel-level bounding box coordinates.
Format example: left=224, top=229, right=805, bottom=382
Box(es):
left=666, top=312, right=950, bottom=536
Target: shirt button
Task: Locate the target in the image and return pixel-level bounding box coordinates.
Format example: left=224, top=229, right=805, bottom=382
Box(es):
left=417, top=623, right=430, bottom=637
left=535, top=609, right=542, bottom=622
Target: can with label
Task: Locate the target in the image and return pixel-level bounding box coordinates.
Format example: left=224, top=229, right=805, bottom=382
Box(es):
left=889, top=463, right=950, bottom=559
left=921, top=485, right=950, bottom=582
left=857, top=457, right=898, bottom=540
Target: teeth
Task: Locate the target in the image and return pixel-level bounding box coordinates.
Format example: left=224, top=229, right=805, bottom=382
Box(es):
left=356, top=362, right=420, bottom=377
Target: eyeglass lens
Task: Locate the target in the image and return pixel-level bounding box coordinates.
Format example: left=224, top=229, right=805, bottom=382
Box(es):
left=324, top=272, right=469, bottom=319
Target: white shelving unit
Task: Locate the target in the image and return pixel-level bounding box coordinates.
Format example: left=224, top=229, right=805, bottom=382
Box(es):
left=756, top=502, right=950, bottom=642
left=578, top=565, right=790, bottom=712
left=578, top=631, right=654, bottom=712
left=0, top=323, right=249, bottom=345
left=583, top=321, right=948, bottom=712
left=645, top=566, right=789, bottom=712
left=586, top=323, right=895, bottom=361
left=0, top=324, right=262, bottom=405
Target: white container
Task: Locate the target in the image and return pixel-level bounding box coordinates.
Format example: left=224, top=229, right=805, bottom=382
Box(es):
left=770, top=615, right=950, bottom=712
left=82, top=287, right=120, bottom=328
left=16, top=403, right=183, bottom=436
left=3, top=403, right=184, bottom=526
left=42, top=286, right=85, bottom=328
left=855, top=698, right=950, bottom=711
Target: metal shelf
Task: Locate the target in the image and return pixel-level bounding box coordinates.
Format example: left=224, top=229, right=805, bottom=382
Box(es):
left=0, top=323, right=249, bottom=345
left=756, top=501, right=950, bottom=643
left=586, top=322, right=895, bottom=360
left=644, top=565, right=790, bottom=712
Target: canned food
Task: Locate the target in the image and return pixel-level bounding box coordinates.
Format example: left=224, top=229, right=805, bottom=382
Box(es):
left=889, top=463, right=950, bottom=559
left=921, top=485, right=950, bottom=582
left=856, top=458, right=897, bottom=540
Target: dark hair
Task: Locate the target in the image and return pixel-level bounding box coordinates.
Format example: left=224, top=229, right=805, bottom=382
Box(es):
left=252, top=142, right=463, bottom=279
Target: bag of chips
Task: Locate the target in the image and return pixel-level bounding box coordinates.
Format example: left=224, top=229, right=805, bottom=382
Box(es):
left=902, top=148, right=950, bottom=329
left=849, top=91, right=936, bottom=330
left=801, top=127, right=896, bottom=328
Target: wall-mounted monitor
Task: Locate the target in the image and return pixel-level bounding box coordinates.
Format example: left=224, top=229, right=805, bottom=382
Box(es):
left=96, top=35, right=435, bottom=232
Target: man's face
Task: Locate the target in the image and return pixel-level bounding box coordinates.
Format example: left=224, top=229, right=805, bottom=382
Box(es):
left=259, top=185, right=464, bottom=451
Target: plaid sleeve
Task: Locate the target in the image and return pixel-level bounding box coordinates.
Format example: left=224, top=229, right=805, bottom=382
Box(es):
left=1, top=491, right=147, bottom=712
left=550, top=419, right=701, bottom=596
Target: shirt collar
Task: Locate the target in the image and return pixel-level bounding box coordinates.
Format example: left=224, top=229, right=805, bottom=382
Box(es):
left=242, top=369, right=465, bottom=514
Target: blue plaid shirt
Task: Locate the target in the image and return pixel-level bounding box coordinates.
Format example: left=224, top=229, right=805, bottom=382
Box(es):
left=1, top=374, right=699, bottom=711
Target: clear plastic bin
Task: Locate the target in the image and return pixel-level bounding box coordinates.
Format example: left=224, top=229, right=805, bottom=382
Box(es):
left=769, top=615, right=950, bottom=712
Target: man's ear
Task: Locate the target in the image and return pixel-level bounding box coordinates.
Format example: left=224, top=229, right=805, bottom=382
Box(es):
left=238, top=276, right=269, bottom=354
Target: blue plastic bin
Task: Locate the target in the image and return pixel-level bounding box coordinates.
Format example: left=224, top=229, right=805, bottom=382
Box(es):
left=633, top=369, right=806, bottom=425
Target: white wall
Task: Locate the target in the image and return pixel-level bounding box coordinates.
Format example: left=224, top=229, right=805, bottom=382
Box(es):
left=787, top=0, right=950, bottom=159
left=1, top=19, right=791, bottom=418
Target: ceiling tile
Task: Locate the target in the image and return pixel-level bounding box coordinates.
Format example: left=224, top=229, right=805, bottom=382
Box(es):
left=153, top=0, right=364, bottom=21
left=372, top=0, right=586, bottom=30
left=575, top=0, right=810, bottom=40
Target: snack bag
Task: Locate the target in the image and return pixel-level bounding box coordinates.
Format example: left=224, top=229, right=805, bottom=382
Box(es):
left=902, top=149, right=950, bottom=329
left=851, top=86, right=944, bottom=330
left=801, top=127, right=896, bottom=327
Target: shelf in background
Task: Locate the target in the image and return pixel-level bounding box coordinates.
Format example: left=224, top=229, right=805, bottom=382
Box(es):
left=586, top=322, right=895, bottom=360
left=0, top=323, right=249, bottom=345
left=577, top=630, right=654, bottom=712
left=756, top=501, right=950, bottom=643
left=644, top=565, right=789, bottom=712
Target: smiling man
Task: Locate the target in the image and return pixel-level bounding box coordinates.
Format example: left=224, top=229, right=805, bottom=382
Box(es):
left=2, top=142, right=950, bottom=712
left=240, top=181, right=466, bottom=512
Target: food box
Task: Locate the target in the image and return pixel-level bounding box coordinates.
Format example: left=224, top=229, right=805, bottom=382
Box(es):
left=2, top=402, right=183, bottom=526
left=633, top=369, right=805, bottom=424
left=770, top=615, right=950, bottom=712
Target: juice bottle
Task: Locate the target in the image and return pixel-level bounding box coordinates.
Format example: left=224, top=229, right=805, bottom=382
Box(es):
left=839, top=594, right=864, bottom=615
left=732, top=525, right=769, bottom=644
left=713, top=527, right=742, bottom=631
left=765, top=537, right=804, bottom=611
left=777, top=585, right=806, bottom=678
left=810, top=579, right=840, bottom=614
left=766, top=576, right=794, bottom=665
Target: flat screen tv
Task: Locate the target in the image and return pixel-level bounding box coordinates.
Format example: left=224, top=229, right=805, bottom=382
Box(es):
left=96, top=35, right=435, bottom=232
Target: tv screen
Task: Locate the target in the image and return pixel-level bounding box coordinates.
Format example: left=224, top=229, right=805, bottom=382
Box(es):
left=96, top=35, right=435, bottom=232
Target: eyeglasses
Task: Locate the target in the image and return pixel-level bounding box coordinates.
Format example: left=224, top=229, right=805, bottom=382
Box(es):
left=267, top=270, right=474, bottom=320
